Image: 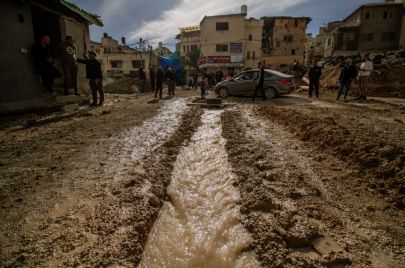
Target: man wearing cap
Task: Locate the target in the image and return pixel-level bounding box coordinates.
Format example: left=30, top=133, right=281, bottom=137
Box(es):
left=77, top=51, right=104, bottom=106
left=336, top=59, right=357, bottom=101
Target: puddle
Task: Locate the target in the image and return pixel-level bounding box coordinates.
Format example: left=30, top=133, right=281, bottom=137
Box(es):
left=139, top=110, right=260, bottom=268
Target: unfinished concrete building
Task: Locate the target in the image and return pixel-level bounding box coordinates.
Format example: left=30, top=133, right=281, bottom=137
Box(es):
left=261, top=16, right=311, bottom=67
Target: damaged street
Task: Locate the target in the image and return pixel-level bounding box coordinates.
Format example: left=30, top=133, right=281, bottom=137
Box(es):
left=1, top=91, right=404, bottom=267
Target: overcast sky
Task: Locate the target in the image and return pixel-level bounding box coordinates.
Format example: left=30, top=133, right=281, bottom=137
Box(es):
left=71, top=0, right=378, bottom=50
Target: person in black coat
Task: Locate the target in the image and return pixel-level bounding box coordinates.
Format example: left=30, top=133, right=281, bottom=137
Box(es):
left=32, top=35, right=60, bottom=94
left=155, top=66, right=164, bottom=99
left=165, top=67, right=176, bottom=97
left=215, top=69, right=224, bottom=84
left=150, top=65, right=156, bottom=91
left=252, top=62, right=266, bottom=101
left=77, top=51, right=104, bottom=106
left=336, top=59, right=357, bottom=100
left=308, top=62, right=322, bottom=98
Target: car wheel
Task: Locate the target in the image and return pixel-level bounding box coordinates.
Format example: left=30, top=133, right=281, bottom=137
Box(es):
left=265, top=87, right=277, bottom=99
left=218, top=87, right=228, bottom=98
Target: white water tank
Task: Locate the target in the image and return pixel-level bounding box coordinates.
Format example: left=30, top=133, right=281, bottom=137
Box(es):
left=241, top=5, right=247, bottom=16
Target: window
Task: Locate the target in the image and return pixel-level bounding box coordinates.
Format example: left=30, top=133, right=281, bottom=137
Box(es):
left=276, top=41, right=281, bottom=47
left=382, top=32, right=396, bottom=42
left=365, top=12, right=376, bottom=19
left=328, top=38, right=331, bottom=46
left=283, top=35, right=293, bottom=43
left=131, top=60, right=144, bottom=68
left=246, top=51, right=250, bottom=59
left=216, top=22, right=229, bottom=31
left=110, top=60, right=123, bottom=68
left=190, top=44, right=198, bottom=51
left=216, top=44, right=228, bottom=52
left=252, top=51, right=256, bottom=60
left=343, top=32, right=355, bottom=41
left=294, top=19, right=299, bottom=27
left=291, top=49, right=296, bottom=55
left=361, top=33, right=374, bottom=42
left=383, top=11, right=394, bottom=19
left=183, top=46, right=186, bottom=52
left=248, top=34, right=253, bottom=41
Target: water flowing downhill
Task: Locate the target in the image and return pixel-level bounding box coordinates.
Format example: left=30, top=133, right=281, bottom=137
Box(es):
left=139, top=109, right=260, bottom=268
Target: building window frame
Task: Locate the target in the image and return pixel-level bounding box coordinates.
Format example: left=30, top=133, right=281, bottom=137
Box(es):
left=216, top=22, right=229, bottom=31
left=283, top=35, right=293, bottom=43
left=216, top=44, right=228, bottom=52
left=110, top=60, right=123, bottom=69
left=246, top=51, right=250, bottom=59
left=248, top=34, right=253, bottom=41
left=131, top=60, right=144, bottom=69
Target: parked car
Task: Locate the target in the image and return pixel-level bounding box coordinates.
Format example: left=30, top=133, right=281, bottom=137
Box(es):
left=215, top=69, right=295, bottom=99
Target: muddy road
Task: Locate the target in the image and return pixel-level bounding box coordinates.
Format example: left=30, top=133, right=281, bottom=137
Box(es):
left=0, top=91, right=404, bottom=267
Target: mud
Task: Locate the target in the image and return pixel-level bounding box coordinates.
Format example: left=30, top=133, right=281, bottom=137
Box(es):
left=255, top=98, right=405, bottom=209
left=0, top=91, right=202, bottom=267
left=221, top=107, right=405, bottom=267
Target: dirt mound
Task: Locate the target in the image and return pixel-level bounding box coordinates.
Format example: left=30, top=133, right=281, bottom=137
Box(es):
left=256, top=105, right=405, bottom=209
left=104, top=78, right=152, bottom=94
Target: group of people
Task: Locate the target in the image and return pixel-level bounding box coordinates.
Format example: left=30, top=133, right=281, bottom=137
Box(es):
left=307, top=55, right=374, bottom=101
left=144, top=65, right=177, bottom=99
left=32, top=35, right=104, bottom=106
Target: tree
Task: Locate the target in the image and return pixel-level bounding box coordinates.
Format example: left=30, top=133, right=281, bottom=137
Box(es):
left=185, top=48, right=201, bottom=69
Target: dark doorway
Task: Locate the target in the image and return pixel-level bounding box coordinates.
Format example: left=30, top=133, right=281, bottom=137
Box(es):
left=31, top=4, right=61, bottom=46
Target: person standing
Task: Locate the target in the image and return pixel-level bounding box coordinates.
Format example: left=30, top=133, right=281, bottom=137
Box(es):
left=192, top=71, right=198, bottom=89
left=252, top=62, right=266, bottom=101
left=308, top=62, right=322, bottom=98
left=150, top=65, right=156, bottom=92
left=215, top=69, right=224, bottom=84
left=77, top=51, right=104, bottom=106
left=357, top=55, right=373, bottom=101
left=138, top=66, right=146, bottom=93
left=32, top=35, right=60, bottom=95
left=155, top=66, right=164, bottom=99
left=336, top=59, right=357, bottom=101
left=59, top=36, right=79, bottom=96
left=165, top=67, right=176, bottom=97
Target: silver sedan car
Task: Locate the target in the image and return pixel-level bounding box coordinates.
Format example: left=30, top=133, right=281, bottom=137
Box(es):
left=215, top=69, right=295, bottom=99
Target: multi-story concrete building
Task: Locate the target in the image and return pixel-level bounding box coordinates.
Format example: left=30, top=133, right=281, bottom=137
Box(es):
left=322, top=1, right=404, bottom=57
left=90, top=35, right=158, bottom=80
left=197, top=5, right=263, bottom=74
left=261, top=16, right=311, bottom=66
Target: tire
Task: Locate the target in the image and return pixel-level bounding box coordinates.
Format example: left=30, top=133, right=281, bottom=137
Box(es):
left=265, top=87, right=277, bottom=99
left=218, top=87, right=229, bottom=98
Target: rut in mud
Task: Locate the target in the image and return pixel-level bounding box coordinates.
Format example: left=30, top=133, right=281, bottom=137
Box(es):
left=221, top=107, right=405, bottom=268
left=0, top=98, right=203, bottom=267
left=139, top=110, right=259, bottom=268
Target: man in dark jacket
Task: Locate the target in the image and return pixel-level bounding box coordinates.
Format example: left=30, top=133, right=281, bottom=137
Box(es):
left=252, top=62, right=266, bottom=101
left=32, top=35, right=59, bottom=94
left=215, top=69, right=224, bottom=84
left=77, top=51, right=104, bottom=106
left=155, top=66, right=164, bottom=99
left=308, top=62, right=322, bottom=98
left=336, top=59, right=357, bottom=100
left=138, top=66, right=146, bottom=93
left=59, top=36, right=79, bottom=95
left=150, top=65, right=156, bottom=91
left=165, top=67, right=176, bottom=97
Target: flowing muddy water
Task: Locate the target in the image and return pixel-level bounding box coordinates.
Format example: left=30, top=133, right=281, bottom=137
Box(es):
left=139, top=109, right=260, bottom=268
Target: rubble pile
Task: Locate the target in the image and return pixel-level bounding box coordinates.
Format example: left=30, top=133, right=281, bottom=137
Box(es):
left=103, top=78, right=151, bottom=94
left=319, top=50, right=405, bottom=97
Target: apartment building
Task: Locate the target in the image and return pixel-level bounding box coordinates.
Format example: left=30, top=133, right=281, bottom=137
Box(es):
left=197, top=5, right=263, bottom=74
left=322, top=1, right=404, bottom=57
left=90, top=35, right=158, bottom=80
left=261, top=16, right=311, bottom=66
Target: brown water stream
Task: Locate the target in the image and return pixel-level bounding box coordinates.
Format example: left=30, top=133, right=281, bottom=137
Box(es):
left=139, top=110, right=260, bottom=268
